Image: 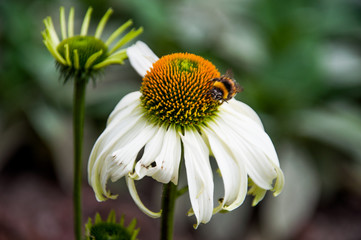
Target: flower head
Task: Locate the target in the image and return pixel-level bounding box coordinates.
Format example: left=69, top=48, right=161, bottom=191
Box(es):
left=42, top=7, right=143, bottom=81
left=88, top=41, right=284, bottom=228
left=85, top=210, right=139, bottom=240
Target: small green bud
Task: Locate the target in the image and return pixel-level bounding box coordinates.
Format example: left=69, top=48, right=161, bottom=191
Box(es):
left=42, top=7, right=143, bottom=83
left=85, top=210, right=140, bottom=240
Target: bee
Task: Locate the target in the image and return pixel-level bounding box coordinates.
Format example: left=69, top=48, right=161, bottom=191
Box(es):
left=209, top=69, right=243, bottom=102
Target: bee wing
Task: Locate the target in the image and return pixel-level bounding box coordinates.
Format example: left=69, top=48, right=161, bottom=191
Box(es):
left=234, top=81, right=244, bottom=93
left=224, top=68, right=234, bottom=78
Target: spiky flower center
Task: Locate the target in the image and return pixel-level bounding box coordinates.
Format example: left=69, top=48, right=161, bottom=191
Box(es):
left=141, top=53, right=221, bottom=127
left=57, top=36, right=108, bottom=69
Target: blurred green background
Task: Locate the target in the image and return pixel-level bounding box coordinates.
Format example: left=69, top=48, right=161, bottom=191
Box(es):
left=1, top=0, right=361, bottom=239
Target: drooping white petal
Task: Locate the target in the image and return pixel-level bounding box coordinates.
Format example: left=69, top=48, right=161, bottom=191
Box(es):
left=221, top=109, right=280, bottom=166
left=127, top=41, right=159, bottom=77
left=88, top=94, right=143, bottom=201
left=203, top=127, right=248, bottom=211
left=150, top=126, right=182, bottom=184
left=126, top=177, right=162, bottom=218
left=207, top=111, right=278, bottom=191
left=97, top=117, right=148, bottom=198
left=181, top=129, right=213, bottom=228
left=134, top=125, right=181, bottom=184
left=88, top=93, right=141, bottom=176
left=88, top=110, right=139, bottom=185
left=109, top=123, right=157, bottom=181
left=219, top=101, right=278, bottom=164
left=89, top=112, right=143, bottom=201
left=134, top=126, right=166, bottom=179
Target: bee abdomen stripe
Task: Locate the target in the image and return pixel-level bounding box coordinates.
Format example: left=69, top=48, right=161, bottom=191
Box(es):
left=213, top=81, right=229, bottom=99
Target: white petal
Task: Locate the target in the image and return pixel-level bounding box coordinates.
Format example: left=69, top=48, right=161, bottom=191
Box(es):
left=181, top=129, right=213, bottom=228
left=88, top=101, right=144, bottom=201
left=134, top=126, right=166, bottom=179
left=88, top=106, right=141, bottom=182
left=151, top=126, right=182, bottom=184
left=89, top=115, right=143, bottom=201
left=127, top=41, right=159, bottom=77
left=208, top=114, right=277, bottom=190
left=220, top=103, right=279, bottom=166
left=221, top=109, right=279, bottom=166
left=107, top=91, right=141, bottom=124
left=97, top=118, right=148, bottom=194
left=109, top=123, right=157, bottom=181
left=88, top=112, right=138, bottom=181
left=221, top=99, right=264, bottom=129
left=203, top=127, right=247, bottom=211
left=126, top=177, right=162, bottom=218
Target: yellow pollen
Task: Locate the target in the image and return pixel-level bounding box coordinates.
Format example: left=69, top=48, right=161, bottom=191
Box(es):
left=141, top=53, right=221, bottom=127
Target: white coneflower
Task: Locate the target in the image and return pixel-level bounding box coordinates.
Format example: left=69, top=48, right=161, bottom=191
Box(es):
left=42, top=6, right=142, bottom=81
left=88, top=41, right=284, bottom=228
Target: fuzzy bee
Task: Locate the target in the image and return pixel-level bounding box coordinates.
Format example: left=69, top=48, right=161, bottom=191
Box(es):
left=209, top=70, right=243, bottom=102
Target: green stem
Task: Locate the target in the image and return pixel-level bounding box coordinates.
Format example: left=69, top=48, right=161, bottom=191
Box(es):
left=160, top=182, right=178, bottom=240
left=73, top=76, right=87, bottom=240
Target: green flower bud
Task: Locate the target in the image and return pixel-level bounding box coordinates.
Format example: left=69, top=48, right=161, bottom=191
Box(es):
left=42, top=7, right=143, bottom=82
left=85, top=210, right=140, bottom=240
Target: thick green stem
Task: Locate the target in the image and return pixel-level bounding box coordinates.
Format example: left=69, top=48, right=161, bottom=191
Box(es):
left=160, top=182, right=178, bottom=240
left=73, top=76, right=87, bottom=240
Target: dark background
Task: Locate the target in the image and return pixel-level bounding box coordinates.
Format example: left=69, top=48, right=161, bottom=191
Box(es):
left=1, top=0, right=361, bottom=239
